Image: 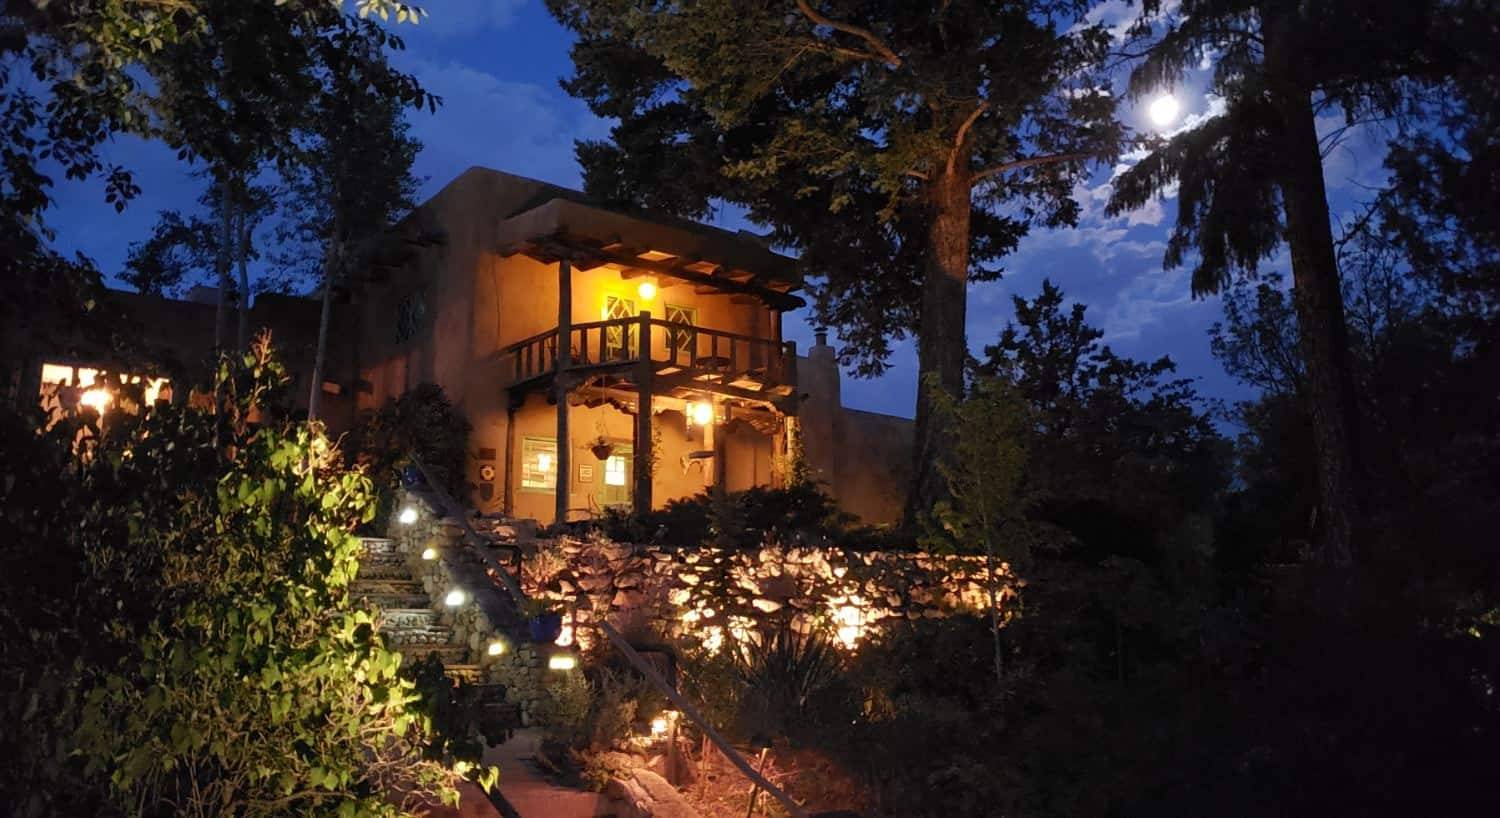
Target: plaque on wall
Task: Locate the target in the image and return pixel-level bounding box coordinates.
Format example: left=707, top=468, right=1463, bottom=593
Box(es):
left=478, top=464, right=496, bottom=482
left=577, top=464, right=594, bottom=483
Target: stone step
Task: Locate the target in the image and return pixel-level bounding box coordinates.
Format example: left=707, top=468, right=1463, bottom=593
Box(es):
left=359, top=536, right=398, bottom=556
left=382, top=625, right=455, bottom=646
left=350, top=578, right=425, bottom=595
left=444, top=664, right=484, bottom=685
left=356, top=592, right=431, bottom=610
left=396, top=643, right=471, bottom=665
left=356, top=561, right=413, bottom=581
left=378, top=607, right=441, bottom=629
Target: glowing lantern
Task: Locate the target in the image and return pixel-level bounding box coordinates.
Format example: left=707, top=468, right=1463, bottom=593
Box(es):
left=637, top=280, right=658, bottom=301
left=397, top=507, right=419, bottom=525
left=650, top=716, right=669, bottom=737
left=421, top=547, right=437, bottom=561
left=689, top=401, right=714, bottom=427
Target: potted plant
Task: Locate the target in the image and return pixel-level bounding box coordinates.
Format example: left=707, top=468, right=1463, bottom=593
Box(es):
left=586, top=434, right=615, bottom=461
left=521, top=598, right=564, bottom=643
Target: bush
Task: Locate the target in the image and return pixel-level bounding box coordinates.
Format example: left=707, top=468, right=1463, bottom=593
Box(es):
left=594, top=482, right=875, bottom=549
left=351, top=382, right=472, bottom=505
left=0, top=338, right=482, bottom=817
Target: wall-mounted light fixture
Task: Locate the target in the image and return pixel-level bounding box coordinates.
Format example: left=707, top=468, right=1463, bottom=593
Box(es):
left=487, top=639, right=507, bottom=657
left=637, top=280, right=658, bottom=301
left=547, top=654, right=577, bottom=671
left=420, top=547, right=437, bottom=561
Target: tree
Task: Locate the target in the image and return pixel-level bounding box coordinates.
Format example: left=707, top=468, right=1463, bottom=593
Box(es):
left=1105, top=0, right=1486, bottom=570
left=549, top=0, right=1124, bottom=522
left=273, top=58, right=426, bottom=421
left=930, top=375, right=1037, bottom=683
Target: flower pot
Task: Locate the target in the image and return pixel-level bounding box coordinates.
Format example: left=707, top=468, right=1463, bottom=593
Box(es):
left=590, top=443, right=615, bottom=461
left=400, top=465, right=425, bottom=488
left=529, top=612, right=563, bottom=644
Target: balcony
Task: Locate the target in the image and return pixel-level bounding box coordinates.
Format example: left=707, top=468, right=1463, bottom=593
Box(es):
left=500, top=313, right=797, bottom=409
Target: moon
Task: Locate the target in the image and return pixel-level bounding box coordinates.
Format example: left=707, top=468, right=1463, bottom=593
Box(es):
left=1148, top=94, right=1180, bottom=128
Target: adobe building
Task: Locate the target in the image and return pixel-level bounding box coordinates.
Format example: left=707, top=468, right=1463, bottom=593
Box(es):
left=18, top=167, right=912, bottom=525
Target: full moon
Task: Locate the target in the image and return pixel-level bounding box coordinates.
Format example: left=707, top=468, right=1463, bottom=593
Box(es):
left=1148, top=94, right=1180, bottom=128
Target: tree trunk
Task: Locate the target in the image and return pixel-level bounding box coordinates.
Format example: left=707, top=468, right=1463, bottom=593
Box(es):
left=1265, top=14, right=1364, bottom=570
left=906, top=166, right=973, bottom=526
left=236, top=207, right=250, bottom=352
left=213, top=189, right=233, bottom=352
left=307, top=237, right=340, bottom=423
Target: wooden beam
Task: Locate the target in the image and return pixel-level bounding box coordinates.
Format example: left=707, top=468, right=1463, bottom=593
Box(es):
left=555, top=259, right=572, bottom=526
left=634, top=310, right=654, bottom=514
left=578, top=246, right=803, bottom=310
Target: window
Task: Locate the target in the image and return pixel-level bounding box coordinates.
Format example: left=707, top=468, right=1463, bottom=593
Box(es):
left=664, top=304, right=697, bottom=353
left=603, top=295, right=636, bottom=359
left=38, top=362, right=171, bottom=416
left=521, top=436, right=557, bottom=492
left=603, top=454, right=627, bottom=486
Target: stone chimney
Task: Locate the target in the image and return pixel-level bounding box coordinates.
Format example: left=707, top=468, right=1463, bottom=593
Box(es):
left=797, top=328, right=841, bottom=493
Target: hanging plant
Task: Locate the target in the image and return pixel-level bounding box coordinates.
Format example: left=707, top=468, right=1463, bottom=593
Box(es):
left=587, top=434, right=615, bottom=461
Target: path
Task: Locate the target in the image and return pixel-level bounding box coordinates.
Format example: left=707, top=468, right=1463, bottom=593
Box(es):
left=487, top=729, right=613, bottom=818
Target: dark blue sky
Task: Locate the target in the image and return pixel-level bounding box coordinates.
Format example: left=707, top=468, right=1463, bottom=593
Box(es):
left=43, top=0, right=1393, bottom=420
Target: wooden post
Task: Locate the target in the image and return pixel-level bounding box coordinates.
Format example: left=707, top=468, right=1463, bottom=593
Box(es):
left=503, top=400, right=517, bottom=516
left=599, top=621, right=811, bottom=818
left=634, top=310, right=654, bottom=514
left=712, top=400, right=728, bottom=497
left=555, top=259, right=572, bottom=526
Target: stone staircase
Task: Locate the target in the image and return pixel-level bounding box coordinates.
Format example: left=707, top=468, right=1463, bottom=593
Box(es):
left=353, top=536, right=517, bottom=728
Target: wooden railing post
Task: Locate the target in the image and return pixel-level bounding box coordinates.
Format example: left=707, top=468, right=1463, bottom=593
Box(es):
left=555, top=259, right=572, bottom=526
left=634, top=311, right=654, bottom=514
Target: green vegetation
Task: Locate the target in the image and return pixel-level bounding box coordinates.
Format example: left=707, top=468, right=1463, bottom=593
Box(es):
left=0, top=339, right=489, bottom=817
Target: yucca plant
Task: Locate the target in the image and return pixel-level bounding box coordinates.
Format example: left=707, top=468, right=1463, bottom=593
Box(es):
left=731, top=626, right=847, bottom=735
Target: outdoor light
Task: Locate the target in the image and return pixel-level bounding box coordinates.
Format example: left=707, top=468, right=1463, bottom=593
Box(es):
left=687, top=400, right=714, bottom=427
left=548, top=654, right=577, bottom=671
left=650, top=716, right=669, bottom=737
left=555, top=624, right=575, bottom=647
left=1148, top=93, right=1180, bottom=129
left=79, top=388, right=111, bottom=412
left=397, top=506, right=419, bottom=525
left=444, top=589, right=467, bottom=607
left=487, top=639, right=507, bottom=657
left=421, top=547, right=437, bottom=561
left=637, top=280, right=658, bottom=301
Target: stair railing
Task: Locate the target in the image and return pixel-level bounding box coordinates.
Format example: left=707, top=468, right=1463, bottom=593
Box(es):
left=408, top=455, right=526, bottom=605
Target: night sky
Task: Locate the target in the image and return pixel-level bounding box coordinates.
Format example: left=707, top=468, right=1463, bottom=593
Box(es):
left=43, top=0, right=1393, bottom=420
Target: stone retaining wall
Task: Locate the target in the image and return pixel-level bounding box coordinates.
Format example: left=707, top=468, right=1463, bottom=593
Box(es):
left=520, top=535, right=1016, bottom=655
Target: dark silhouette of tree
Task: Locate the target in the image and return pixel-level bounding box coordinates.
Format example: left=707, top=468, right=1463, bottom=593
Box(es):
left=548, top=0, right=1125, bottom=523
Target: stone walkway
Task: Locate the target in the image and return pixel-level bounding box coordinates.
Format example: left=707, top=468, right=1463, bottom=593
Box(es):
left=487, top=730, right=613, bottom=818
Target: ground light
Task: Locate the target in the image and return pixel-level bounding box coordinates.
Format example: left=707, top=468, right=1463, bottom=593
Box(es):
left=547, top=654, right=577, bottom=671
left=444, top=589, right=467, bottom=607
left=421, top=547, right=437, bottom=560
left=397, top=506, right=419, bottom=525
left=487, top=640, right=506, bottom=657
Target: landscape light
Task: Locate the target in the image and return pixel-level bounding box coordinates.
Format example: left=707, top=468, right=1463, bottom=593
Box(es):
left=421, top=547, right=437, bottom=561
left=548, top=654, right=577, bottom=671
left=444, top=589, right=467, bottom=607
left=637, top=280, right=658, bottom=301
left=487, top=640, right=506, bottom=657
left=650, top=716, right=669, bottom=737
left=397, top=507, right=419, bottom=525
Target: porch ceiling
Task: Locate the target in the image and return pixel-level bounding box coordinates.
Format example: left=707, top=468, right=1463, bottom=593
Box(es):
left=494, top=198, right=805, bottom=311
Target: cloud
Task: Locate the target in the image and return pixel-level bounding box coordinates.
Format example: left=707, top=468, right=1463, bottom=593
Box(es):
left=402, top=59, right=610, bottom=196
left=411, top=0, right=527, bottom=37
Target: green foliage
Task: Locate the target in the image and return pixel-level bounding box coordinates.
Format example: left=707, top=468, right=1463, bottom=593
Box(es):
left=352, top=383, right=473, bottom=505
left=0, top=337, right=473, bottom=816
left=596, top=483, right=863, bottom=549
left=729, top=627, right=851, bottom=738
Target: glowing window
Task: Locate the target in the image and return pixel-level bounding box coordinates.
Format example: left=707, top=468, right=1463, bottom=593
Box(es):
left=521, top=436, right=557, bottom=492
left=603, top=454, right=627, bottom=487
left=38, top=363, right=170, bottom=408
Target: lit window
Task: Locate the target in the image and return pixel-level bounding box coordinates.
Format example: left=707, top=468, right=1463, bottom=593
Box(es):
left=38, top=362, right=170, bottom=411
left=521, top=436, right=557, bottom=492
left=604, top=454, right=627, bottom=487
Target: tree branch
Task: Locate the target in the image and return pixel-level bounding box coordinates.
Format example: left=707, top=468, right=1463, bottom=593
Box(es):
left=794, top=0, right=901, bottom=67
left=973, top=151, right=1094, bottom=182
left=947, top=101, right=989, bottom=176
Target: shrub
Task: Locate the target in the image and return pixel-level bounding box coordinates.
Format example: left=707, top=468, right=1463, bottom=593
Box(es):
left=594, top=483, right=870, bottom=549
left=352, top=382, right=472, bottom=504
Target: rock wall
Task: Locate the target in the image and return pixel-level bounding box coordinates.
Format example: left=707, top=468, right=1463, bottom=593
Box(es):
left=520, top=535, right=1015, bottom=654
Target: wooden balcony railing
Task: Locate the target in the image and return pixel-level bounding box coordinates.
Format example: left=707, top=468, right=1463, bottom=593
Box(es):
left=501, top=313, right=797, bottom=397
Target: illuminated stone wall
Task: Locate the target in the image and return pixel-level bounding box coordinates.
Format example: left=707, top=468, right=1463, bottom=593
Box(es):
left=521, top=536, right=1016, bottom=654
